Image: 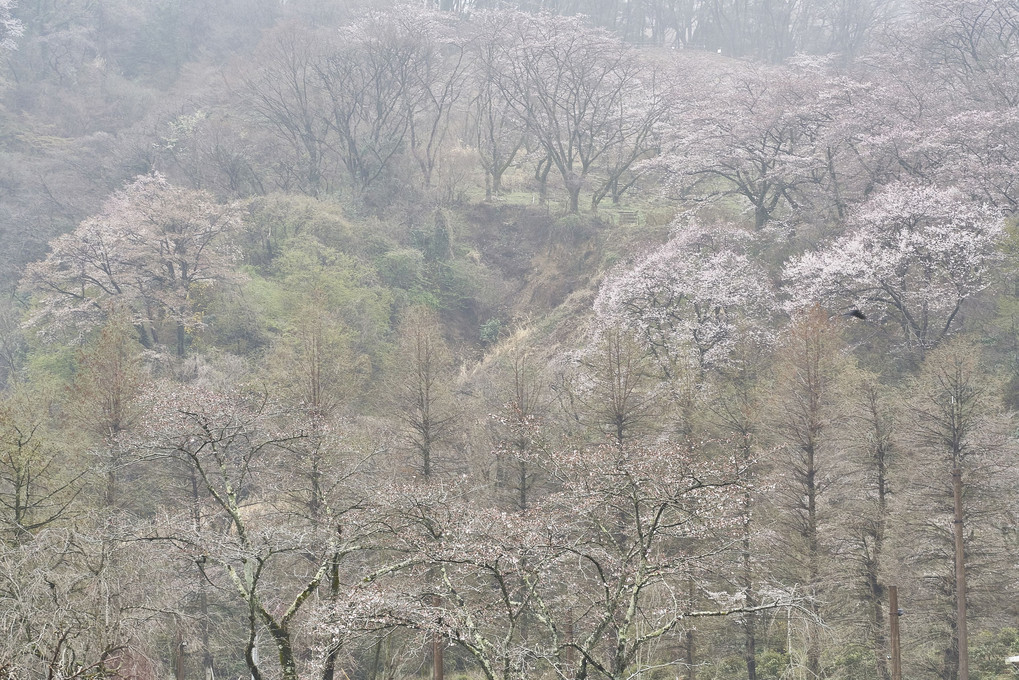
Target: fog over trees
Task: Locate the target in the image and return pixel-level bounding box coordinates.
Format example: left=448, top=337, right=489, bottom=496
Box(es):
left=2, top=1, right=1019, bottom=679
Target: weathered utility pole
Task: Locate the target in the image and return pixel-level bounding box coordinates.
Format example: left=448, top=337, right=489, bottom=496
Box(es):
left=889, top=586, right=902, bottom=680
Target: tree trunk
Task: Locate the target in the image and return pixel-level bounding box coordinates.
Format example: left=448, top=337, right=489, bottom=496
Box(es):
left=492, top=163, right=506, bottom=196
left=201, top=586, right=214, bottom=680
left=535, top=157, right=552, bottom=203
left=889, top=586, right=902, bottom=680
left=753, top=199, right=768, bottom=230
left=264, top=618, right=300, bottom=680
left=433, top=594, right=445, bottom=680
left=518, top=460, right=528, bottom=512
left=105, top=460, right=117, bottom=507
left=177, top=321, right=186, bottom=358
left=566, top=171, right=582, bottom=214
left=868, top=558, right=889, bottom=680
left=806, top=441, right=821, bottom=679
left=245, top=602, right=262, bottom=680
left=686, top=576, right=695, bottom=680
left=368, top=637, right=383, bottom=680
left=743, top=529, right=757, bottom=680
left=174, top=627, right=186, bottom=680
left=869, top=415, right=890, bottom=680
left=322, top=558, right=342, bottom=680
left=953, top=467, right=969, bottom=680
left=568, top=185, right=581, bottom=213
left=191, top=469, right=215, bottom=680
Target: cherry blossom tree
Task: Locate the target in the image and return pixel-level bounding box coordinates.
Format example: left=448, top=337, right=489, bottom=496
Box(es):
left=651, top=60, right=815, bottom=229
left=248, top=8, right=471, bottom=198
left=594, top=221, right=776, bottom=375
left=918, top=108, right=1019, bottom=212
left=313, top=8, right=462, bottom=195
left=0, top=525, right=167, bottom=679
left=342, top=438, right=785, bottom=680
left=784, top=56, right=905, bottom=220
left=588, top=62, right=668, bottom=210
left=0, top=0, right=21, bottom=52
left=23, top=174, right=241, bottom=356
left=146, top=386, right=306, bottom=680
left=652, top=56, right=888, bottom=229
left=836, top=40, right=1013, bottom=210
left=784, top=183, right=1004, bottom=356
left=398, top=9, right=472, bottom=190
left=841, top=3, right=1019, bottom=214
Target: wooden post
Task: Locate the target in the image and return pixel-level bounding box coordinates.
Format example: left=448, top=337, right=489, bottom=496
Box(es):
left=953, top=467, right=969, bottom=680
left=889, top=586, right=902, bottom=680
left=175, top=628, right=186, bottom=680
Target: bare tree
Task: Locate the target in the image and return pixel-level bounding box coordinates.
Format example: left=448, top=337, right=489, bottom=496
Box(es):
left=394, top=308, right=458, bottom=480
left=467, top=11, right=527, bottom=199
left=245, top=24, right=334, bottom=197
left=492, top=352, right=551, bottom=512
left=146, top=382, right=383, bottom=680
left=0, top=386, right=80, bottom=539
left=67, top=309, right=146, bottom=508
left=898, top=339, right=1017, bottom=680
left=767, top=307, right=850, bottom=678
left=531, top=438, right=775, bottom=680
left=496, top=13, right=652, bottom=213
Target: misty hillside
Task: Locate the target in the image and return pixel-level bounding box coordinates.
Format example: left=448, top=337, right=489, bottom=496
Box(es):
left=1, top=2, right=1019, bottom=680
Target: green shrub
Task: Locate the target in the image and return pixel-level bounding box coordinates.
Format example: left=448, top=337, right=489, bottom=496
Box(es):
left=480, top=318, right=503, bottom=345
left=972, top=628, right=1019, bottom=679
left=756, top=649, right=788, bottom=680
left=378, top=248, right=425, bottom=290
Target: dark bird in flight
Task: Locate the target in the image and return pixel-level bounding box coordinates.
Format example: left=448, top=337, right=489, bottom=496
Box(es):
left=844, top=309, right=867, bottom=320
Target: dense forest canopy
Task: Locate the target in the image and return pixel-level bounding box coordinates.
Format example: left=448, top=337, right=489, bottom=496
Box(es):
left=1, top=1, right=1019, bottom=679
